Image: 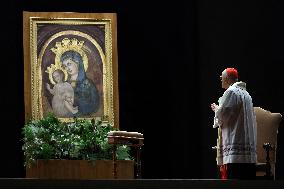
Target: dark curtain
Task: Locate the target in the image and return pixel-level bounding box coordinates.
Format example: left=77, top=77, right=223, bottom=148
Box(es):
left=0, top=0, right=283, bottom=179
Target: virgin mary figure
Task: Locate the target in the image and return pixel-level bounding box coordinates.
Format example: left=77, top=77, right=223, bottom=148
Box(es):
left=60, top=50, right=100, bottom=116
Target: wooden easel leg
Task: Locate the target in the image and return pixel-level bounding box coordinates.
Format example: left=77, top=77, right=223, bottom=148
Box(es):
left=136, top=146, right=142, bottom=179
left=112, top=145, right=117, bottom=179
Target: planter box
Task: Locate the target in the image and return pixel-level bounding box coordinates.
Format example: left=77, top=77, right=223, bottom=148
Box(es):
left=26, top=159, right=134, bottom=179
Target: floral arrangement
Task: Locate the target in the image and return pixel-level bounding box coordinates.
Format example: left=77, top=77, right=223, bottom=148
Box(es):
left=22, top=113, right=131, bottom=167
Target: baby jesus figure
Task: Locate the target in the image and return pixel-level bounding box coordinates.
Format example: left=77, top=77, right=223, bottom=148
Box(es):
left=46, top=69, right=78, bottom=117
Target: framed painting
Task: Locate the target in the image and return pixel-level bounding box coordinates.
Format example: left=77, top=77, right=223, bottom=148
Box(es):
left=23, top=12, right=119, bottom=128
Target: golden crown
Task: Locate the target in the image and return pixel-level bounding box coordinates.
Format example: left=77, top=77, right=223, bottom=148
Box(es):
left=51, top=38, right=84, bottom=55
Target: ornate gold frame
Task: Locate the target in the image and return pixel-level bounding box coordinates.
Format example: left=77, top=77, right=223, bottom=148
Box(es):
left=23, top=12, right=119, bottom=128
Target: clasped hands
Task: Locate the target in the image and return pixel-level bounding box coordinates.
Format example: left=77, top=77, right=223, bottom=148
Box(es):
left=211, top=103, right=219, bottom=112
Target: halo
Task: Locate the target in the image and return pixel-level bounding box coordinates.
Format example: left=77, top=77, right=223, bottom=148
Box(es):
left=45, top=64, right=68, bottom=85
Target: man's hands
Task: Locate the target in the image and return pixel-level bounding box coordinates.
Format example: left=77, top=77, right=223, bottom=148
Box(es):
left=211, top=103, right=219, bottom=112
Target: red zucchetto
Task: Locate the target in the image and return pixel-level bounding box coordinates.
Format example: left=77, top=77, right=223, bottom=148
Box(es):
left=226, top=68, right=238, bottom=80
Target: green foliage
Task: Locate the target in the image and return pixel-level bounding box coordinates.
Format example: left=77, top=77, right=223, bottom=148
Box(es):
left=22, top=113, right=132, bottom=167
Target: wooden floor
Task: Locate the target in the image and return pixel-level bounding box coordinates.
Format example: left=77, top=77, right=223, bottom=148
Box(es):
left=0, top=179, right=284, bottom=189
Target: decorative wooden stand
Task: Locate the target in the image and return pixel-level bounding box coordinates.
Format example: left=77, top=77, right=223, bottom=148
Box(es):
left=108, top=131, right=144, bottom=179
left=26, top=159, right=134, bottom=179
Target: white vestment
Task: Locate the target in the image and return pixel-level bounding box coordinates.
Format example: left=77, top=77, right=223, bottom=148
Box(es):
left=213, top=81, right=257, bottom=165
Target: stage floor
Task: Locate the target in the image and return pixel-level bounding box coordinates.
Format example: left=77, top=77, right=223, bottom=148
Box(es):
left=0, top=179, right=284, bottom=189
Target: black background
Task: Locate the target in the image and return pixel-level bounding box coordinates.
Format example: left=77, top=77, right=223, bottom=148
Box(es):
left=0, top=0, right=283, bottom=179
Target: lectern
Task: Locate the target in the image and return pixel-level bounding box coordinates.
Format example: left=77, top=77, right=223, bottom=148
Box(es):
left=108, top=131, right=144, bottom=179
